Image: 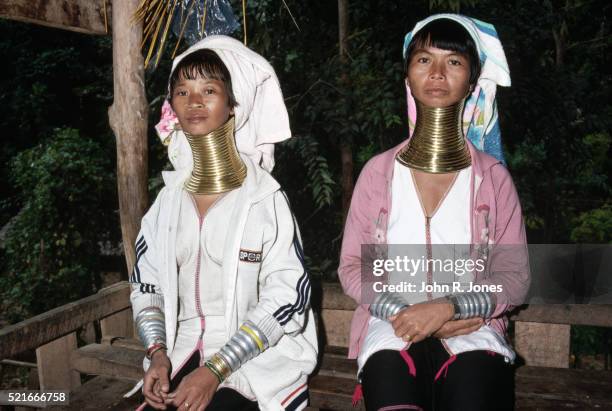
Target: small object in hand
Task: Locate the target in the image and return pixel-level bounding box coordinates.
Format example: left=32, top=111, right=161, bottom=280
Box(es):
left=184, top=401, right=190, bottom=409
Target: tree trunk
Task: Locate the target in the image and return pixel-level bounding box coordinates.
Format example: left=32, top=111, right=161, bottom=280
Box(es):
left=552, top=27, right=566, bottom=67
left=338, top=0, right=354, bottom=215
left=340, top=142, right=354, bottom=214
left=108, top=0, right=148, bottom=273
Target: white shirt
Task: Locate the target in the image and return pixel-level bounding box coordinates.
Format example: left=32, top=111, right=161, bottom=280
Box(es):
left=176, top=190, right=233, bottom=321
left=175, top=190, right=236, bottom=364
left=358, top=161, right=513, bottom=371
left=387, top=161, right=473, bottom=304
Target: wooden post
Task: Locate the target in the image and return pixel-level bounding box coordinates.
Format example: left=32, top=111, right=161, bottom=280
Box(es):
left=108, top=0, right=149, bottom=273
left=514, top=321, right=571, bottom=368
left=36, top=333, right=81, bottom=390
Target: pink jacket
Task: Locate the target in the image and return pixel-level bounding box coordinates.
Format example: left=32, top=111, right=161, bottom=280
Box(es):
left=338, top=139, right=530, bottom=359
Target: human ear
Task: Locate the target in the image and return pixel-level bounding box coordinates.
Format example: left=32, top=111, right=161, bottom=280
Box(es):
left=405, top=76, right=412, bottom=89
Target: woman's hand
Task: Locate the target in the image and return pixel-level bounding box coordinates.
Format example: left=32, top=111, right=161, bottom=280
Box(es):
left=433, top=317, right=483, bottom=339
left=166, top=366, right=220, bottom=411
left=389, top=298, right=454, bottom=343
left=143, top=350, right=172, bottom=410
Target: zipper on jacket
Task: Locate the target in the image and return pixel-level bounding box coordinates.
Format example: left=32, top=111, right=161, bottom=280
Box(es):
left=195, top=214, right=205, bottom=320
left=425, top=216, right=433, bottom=301
left=410, top=169, right=459, bottom=302
left=190, top=193, right=223, bottom=323
left=194, top=214, right=207, bottom=368
left=194, top=214, right=206, bottom=362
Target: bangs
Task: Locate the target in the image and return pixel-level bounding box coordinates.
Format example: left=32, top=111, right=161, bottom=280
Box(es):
left=173, top=58, right=227, bottom=83
left=411, top=20, right=475, bottom=57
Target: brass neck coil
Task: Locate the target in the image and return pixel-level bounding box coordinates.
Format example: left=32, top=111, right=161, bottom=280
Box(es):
left=397, top=100, right=471, bottom=173
left=184, top=117, right=247, bottom=194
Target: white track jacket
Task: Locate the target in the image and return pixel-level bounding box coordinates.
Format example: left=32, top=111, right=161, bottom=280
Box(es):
left=129, top=156, right=318, bottom=411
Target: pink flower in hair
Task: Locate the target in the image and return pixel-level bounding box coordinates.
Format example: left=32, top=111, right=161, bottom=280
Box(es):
left=155, top=100, right=180, bottom=145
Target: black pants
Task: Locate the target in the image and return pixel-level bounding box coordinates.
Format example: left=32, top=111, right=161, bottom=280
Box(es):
left=360, top=338, right=514, bottom=411
left=142, top=350, right=259, bottom=411
left=205, top=388, right=259, bottom=411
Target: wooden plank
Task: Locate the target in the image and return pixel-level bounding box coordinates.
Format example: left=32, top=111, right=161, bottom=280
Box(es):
left=515, top=366, right=612, bottom=409
left=317, top=352, right=357, bottom=379
left=324, top=345, right=349, bottom=357
left=70, top=344, right=143, bottom=380
left=320, top=309, right=353, bottom=348
left=47, top=376, right=141, bottom=411
left=309, top=374, right=364, bottom=411
left=100, top=308, right=134, bottom=339
left=0, top=282, right=131, bottom=358
left=101, top=336, right=144, bottom=352
left=514, top=322, right=571, bottom=368
left=36, top=332, right=81, bottom=390
left=510, top=304, right=612, bottom=327
left=0, top=0, right=110, bottom=35
left=516, top=396, right=612, bottom=410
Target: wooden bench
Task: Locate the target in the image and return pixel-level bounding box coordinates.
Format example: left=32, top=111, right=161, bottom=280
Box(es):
left=0, top=282, right=140, bottom=410
left=1, top=281, right=612, bottom=410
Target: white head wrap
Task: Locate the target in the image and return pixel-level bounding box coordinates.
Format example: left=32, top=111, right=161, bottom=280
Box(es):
left=403, top=14, right=511, bottom=162
left=155, top=35, right=292, bottom=187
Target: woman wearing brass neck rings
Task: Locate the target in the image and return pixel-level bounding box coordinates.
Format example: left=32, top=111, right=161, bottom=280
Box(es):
left=128, top=36, right=317, bottom=411
left=338, top=15, right=530, bottom=410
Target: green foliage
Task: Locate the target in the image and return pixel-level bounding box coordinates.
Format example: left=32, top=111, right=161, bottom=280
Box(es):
left=283, top=135, right=335, bottom=210
left=0, top=128, right=116, bottom=322
left=572, top=325, right=609, bottom=357
left=486, top=0, right=612, bottom=242
left=0, top=20, right=113, bottom=225
left=571, top=204, right=612, bottom=243
left=429, top=0, right=480, bottom=12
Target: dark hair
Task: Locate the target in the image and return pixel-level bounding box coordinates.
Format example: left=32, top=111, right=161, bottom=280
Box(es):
left=169, top=49, right=238, bottom=108
left=404, top=19, right=481, bottom=86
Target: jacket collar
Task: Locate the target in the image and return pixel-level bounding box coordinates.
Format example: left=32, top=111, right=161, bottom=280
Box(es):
left=240, top=154, right=281, bottom=203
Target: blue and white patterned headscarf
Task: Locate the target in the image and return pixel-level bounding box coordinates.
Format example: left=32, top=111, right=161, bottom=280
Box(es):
left=403, top=14, right=511, bottom=162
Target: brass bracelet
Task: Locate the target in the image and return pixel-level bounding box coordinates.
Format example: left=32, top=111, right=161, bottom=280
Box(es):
left=209, top=353, right=232, bottom=380
left=204, top=360, right=223, bottom=383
